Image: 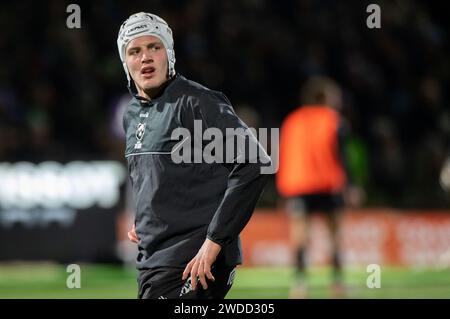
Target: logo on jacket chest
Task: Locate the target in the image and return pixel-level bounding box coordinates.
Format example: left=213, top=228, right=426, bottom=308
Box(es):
left=134, top=123, right=146, bottom=149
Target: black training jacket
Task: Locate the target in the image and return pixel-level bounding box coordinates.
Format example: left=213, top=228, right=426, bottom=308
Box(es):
left=123, top=74, right=271, bottom=269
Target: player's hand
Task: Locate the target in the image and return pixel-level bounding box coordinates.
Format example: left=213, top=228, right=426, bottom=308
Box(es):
left=182, top=238, right=222, bottom=291
left=127, top=224, right=139, bottom=243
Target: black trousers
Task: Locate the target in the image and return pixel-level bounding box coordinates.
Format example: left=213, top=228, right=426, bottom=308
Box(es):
left=137, top=262, right=236, bottom=299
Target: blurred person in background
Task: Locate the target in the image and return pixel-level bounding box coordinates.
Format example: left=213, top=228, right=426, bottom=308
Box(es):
left=117, top=12, right=270, bottom=299
left=276, top=76, right=363, bottom=298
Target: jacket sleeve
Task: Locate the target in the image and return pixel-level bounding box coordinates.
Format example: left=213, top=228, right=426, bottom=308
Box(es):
left=185, top=90, right=272, bottom=247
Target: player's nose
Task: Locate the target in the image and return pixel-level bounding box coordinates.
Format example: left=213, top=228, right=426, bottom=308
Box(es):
left=141, top=48, right=153, bottom=63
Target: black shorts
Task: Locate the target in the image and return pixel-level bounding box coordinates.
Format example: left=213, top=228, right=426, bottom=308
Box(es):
left=137, top=262, right=236, bottom=299
left=287, top=193, right=343, bottom=215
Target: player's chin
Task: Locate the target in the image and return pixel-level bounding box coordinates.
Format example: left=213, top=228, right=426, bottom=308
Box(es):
left=141, top=78, right=163, bottom=90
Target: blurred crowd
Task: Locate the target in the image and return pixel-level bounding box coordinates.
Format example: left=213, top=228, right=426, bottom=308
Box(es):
left=0, top=0, right=448, bottom=208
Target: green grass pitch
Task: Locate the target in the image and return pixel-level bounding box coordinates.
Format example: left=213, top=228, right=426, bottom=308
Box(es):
left=0, top=263, right=449, bottom=299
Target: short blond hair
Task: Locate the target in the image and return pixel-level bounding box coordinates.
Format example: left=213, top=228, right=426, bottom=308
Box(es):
left=300, top=76, right=341, bottom=105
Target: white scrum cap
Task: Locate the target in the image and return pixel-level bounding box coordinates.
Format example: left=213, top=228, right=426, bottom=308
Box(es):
left=117, top=12, right=176, bottom=86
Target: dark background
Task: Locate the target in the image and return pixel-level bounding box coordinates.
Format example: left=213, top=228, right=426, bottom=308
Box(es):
left=0, top=0, right=449, bottom=208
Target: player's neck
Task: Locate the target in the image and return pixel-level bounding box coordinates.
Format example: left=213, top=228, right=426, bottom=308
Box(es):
left=137, top=80, right=170, bottom=101
left=138, top=87, right=159, bottom=101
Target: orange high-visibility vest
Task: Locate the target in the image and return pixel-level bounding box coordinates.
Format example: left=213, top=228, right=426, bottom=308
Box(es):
left=276, top=105, right=346, bottom=197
